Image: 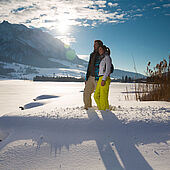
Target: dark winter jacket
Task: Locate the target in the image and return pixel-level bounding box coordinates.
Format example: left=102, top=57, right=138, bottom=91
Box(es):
left=85, top=51, right=100, bottom=81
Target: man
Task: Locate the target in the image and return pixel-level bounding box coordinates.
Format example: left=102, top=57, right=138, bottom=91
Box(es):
left=83, top=40, right=103, bottom=110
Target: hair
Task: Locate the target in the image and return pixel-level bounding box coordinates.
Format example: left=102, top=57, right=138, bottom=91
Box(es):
left=94, top=40, right=103, bottom=47
left=99, top=45, right=110, bottom=56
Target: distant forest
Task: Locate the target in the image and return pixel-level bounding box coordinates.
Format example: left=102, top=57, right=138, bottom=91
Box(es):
left=33, top=76, right=85, bottom=82
left=33, top=75, right=144, bottom=83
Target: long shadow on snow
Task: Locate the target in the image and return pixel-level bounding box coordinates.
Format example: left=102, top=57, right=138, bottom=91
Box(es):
left=19, top=95, right=60, bottom=110
left=0, top=110, right=170, bottom=170
left=33, top=95, right=59, bottom=101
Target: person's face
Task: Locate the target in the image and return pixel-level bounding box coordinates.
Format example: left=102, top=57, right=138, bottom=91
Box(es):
left=98, top=47, right=104, bottom=56
left=94, top=41, right=99, bottom=51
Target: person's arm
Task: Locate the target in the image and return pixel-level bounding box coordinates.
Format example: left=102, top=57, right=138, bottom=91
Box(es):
left=85, top=53, right=92, bottom=82
left=101, top=55, right=111, bottom=86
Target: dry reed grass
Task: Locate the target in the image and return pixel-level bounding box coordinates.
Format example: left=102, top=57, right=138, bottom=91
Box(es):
left=135, top=56, right=170, bottom=101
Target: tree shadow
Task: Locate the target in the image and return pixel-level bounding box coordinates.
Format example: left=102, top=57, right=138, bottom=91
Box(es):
left=0, top=108, right=170, bottom=170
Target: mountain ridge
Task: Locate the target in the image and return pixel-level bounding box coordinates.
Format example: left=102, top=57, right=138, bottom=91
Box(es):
left=0, top=20, right=87, bottom=68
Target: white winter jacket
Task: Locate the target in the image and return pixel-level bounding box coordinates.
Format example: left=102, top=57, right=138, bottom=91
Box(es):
left=99, top=54, right=112, bottom=81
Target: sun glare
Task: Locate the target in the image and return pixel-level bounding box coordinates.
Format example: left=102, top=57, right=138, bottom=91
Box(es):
left=57, top=15, right=70, bottom=34
left=58, top=22, right=69, bottom=33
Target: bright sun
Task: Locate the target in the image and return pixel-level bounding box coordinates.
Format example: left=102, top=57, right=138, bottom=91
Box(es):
left=58, top=22, right=69, bottom=33
left=57, top=15, right=69, bottom=34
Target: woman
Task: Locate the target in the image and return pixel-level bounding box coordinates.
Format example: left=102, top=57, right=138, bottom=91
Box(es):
left=94, top=45, right=112, bottom=111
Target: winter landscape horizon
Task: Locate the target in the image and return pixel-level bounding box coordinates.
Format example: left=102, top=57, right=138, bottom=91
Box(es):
left=0, top=0, right=170, bottom=169
left=0, top=20, right=145, bottom=81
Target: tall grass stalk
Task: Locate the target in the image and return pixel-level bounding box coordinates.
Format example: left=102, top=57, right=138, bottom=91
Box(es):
left=135, top=56, right=170, bottom=101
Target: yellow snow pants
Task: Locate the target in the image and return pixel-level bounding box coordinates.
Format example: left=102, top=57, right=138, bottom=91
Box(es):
left=94, top=76, right=111, bottom=111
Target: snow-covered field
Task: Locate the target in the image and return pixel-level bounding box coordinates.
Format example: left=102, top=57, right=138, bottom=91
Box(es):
left=0, top=80, right=170, bottom=170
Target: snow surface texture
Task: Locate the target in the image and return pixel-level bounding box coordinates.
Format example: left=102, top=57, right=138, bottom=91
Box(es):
left=0, top=80, right=170, bottom=170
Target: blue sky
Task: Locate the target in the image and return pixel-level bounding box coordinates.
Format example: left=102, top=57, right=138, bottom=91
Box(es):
left=0, top=0, right=170, bottom=74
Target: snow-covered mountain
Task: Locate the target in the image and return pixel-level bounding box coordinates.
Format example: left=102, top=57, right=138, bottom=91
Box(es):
left=0, top=21, right=145, bottom=80
left=0, top=20, right=87, bottom=68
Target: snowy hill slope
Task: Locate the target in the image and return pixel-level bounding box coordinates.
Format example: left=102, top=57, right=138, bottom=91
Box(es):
left=0, top=61, right=86, bottom=79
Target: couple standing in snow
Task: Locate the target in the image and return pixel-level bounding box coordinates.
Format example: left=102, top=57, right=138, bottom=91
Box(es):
left=83, top=40, right=113, bottom=111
